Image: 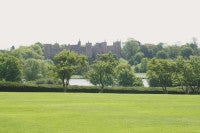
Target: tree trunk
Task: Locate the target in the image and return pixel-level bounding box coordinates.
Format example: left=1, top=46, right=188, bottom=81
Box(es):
left=162, top=86, right=167, bottom=94
left=165, top=87, right=168, bottom=94
left=99, top=84, right=104, bottom=93
left=62, top=79, right=66, bottom=92
left=66, top=79, right=69, bottom=92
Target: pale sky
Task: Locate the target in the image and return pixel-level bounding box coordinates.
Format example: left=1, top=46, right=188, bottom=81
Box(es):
left=0, top=0, right=200, bottom=50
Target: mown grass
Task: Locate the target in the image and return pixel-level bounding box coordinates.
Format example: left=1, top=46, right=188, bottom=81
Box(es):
left=0, top=92, right=199, bottom=133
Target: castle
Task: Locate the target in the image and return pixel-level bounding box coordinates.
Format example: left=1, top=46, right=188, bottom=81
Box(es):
left=44, top=40, right=122, bottom=59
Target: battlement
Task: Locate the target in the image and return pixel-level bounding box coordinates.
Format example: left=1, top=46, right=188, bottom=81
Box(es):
left=44, top=40, right=122, bottom=59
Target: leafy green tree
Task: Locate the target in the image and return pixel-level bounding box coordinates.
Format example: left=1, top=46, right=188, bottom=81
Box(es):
left=134, top=58, right=148, bottom=73
left=86, top=52, right=118, bottom=93
left=115, top=64, right=142, bottom=86
left=181, top=47, right=193, bottom=59
left=152, top=43, right=164, bottom=56
left=167, top=45, right=180, bottom=59
left=188, top=56, right=200, bottom=94
left=40, top=59, right=54, bottom=78
left=23, top=59, right=42, bottom=81
left=0, top=54, right=22, bottom=82
left=140, top=45, right=149, bottom=57
left=52, top=50, right=87, bottom=92
left=9, top=45, right=44, bottom=60
left=133, top=52, right=144, bottom=65
left=144, top=44, right=154, bottom=58
left=171, top=56, right=184, bottom=87
left=22, top=59, right=54, bottom=81
left=173, top=56, right=200, bottom=94
left=147, top=58, right=173, bottom=93
left=140, top=58, right=148, bottom=72
left=128, top=52, right=144, bottom=66
left=10, top=45, right=15, bottom=51
left=123, top=38, right=140, bottom=59
left=128, top=56, right=135, bottom=66
left=156, top=50, right=168, bottom=59
left=30, top=43, right=43, bottom=56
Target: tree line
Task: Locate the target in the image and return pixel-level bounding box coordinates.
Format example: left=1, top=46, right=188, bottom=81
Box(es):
left=147, top=56, right=200, bottom=94
left=123, top=38, right=200, bottom=73
left=0, top=44, right=143, bottom=93
left=0, top=38, right=200, bottom=93
left=51, top=50, right=142, bottom=92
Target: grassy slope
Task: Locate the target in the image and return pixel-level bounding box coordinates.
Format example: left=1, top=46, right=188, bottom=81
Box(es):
left=0, top=93, right=199, bottom=133
left=119, top=58, right=128, bottom=64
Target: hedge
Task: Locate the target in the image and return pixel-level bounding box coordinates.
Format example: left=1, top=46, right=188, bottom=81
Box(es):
left=0, top=81, right=185, bottom=94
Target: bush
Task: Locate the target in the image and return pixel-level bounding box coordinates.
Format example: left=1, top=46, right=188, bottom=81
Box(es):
left=35, top=78, right=62, bottom=85
left=0, top=81, right=185, bottom=94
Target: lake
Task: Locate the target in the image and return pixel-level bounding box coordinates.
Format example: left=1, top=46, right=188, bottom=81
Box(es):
left=69, top=79, right=149, bottom=87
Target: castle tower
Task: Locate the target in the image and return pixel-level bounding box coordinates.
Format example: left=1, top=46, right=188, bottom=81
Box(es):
left=113, top=41, right=121, bottom=56
left=86, top=41, right=92, bottom=58
left=78, top=40, right=81, bottom=46
left=44, top=44, right=52, bottom=59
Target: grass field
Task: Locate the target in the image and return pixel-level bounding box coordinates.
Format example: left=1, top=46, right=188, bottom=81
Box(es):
left=0, top=93, right=199, bottom=133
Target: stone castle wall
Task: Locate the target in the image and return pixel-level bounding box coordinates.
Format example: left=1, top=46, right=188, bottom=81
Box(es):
left=43, top=41, right=122, bottom=59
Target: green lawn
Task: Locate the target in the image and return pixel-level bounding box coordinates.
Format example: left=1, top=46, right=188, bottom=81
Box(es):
left=0, top=93, right=199, bottom=133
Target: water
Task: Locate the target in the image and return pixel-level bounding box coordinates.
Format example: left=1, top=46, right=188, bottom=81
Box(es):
left=70, top=78, right=149, bottom=87
left=142, top=79, right=149, bottom=87
left=69, top=79, right=93, bottom=86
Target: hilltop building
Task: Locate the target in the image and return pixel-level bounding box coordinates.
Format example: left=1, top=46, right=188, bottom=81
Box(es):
left=44, top=40, right=122, bottom=59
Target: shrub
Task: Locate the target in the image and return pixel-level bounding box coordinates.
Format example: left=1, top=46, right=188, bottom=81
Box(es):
left=0, top=81, right=185, bottom=94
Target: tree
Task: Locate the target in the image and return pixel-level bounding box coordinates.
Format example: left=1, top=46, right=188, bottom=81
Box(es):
left=188, top=56, right=200, bottom=94
left=52, top=50, right=87, bottom=92
left=128, top=56, right=135, bottom=66
left=134, top=58, right=148, bottom=73
left=140, top=58, right=148, bottom=72
left=152, top=43, right=164, bottom=56
left=167, top=45, right=180, bottom=59
left=140, top=45, right=149, bottom=57
left=144, top=44, right=154, bottom=58
left=22, top=58, right=54, bottom=81
left=86, top=52, right=118, bottom=93
left=128, top=52, right=144, bottom=66
left=133, top=52, right=144, bottom=65
left=0, top=54, right=22, bottom=82
left=147, top=58, right=173, bottom=93
left=181, top=47, right=193, bottom=59
left=30, top=43, right=43, bottom=56
left=9, top=45, right=44, bottom=60
left=173, top=56, right=200, bottom=94
left=115, top=64, right=142, bottom=86
left=123, top=39, right=140, bottom=59
left=156, top=50, right=168, bottom=59
left=10, top=45, right=15, bottom=51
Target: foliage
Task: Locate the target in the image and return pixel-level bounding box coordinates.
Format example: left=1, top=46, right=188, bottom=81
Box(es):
left=123, top=38, right=140, bottom=59
left=133, top=52, right=144, bottom=65
left=147, top=58, right=173, bottom=93
left=0, top=81, right=184, bottom=94
left=22, top=59, right=53, bottom=81
left=23, top=59, right=42, bottom=81
left=85, top=52, right=118, bottom=93
left=115, top=64, right=143, bottom=86
left=181, top=47, right=193, bottom=59
left=173, top=56, right=200, bottom=94
left=0, top=54, right=22, bottom=82
left=34, top=78, right=62, bottom=85
left=119, top=57, right=128, bottom=64
left=156, top=50, right=168, bottom=59
left=51, top=50, right=87, bottom=92
left=167, top=45, right=180, bottom=59
left=9, top=43, right=44, bottom=60
left=134, top=58, right=148, bottom=73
